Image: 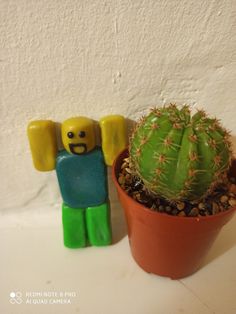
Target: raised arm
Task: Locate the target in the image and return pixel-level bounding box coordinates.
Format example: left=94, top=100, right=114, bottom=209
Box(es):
left=27, top=120, right=58, bottom=171
left=99, top=115, right=127, bottom=166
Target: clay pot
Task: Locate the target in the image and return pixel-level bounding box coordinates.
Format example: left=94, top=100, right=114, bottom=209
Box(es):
left=112, top=149, right=236, bottom=279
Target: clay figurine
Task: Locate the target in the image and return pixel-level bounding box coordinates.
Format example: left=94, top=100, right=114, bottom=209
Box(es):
left=27, top=115, right=126, bottom=248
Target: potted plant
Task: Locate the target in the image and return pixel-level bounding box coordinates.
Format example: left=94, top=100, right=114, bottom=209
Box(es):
left=112, top=104, right=236, bottom=279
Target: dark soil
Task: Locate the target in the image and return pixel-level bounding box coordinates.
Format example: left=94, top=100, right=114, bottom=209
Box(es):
left=118, top=157, right=236, bottom=217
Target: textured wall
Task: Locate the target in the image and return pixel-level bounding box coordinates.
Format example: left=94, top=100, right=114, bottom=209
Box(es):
left=1, top=0, right=236, bottom=210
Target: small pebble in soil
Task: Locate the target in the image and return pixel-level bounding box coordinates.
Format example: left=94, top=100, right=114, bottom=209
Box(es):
left=189, top=207, right=199, bottom=217
left=118, top=157, right=236, bottom=217
left=177, top=202, right=185, bottom=211
left=229, top=184, right=236, bottom=194
left=220, top=195, right=228, bottom=203
left=165, top=206, right=172, bottom=213
left=212, top=202, right=219, bottom=215
left=229, top=198, right=236, bottom=207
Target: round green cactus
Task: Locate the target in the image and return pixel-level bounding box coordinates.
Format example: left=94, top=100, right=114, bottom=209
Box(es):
left=129, top=104, right=233, bottom=201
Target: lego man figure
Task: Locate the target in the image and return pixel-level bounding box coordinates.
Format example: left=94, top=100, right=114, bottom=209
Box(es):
left=27, top=115, right=126, bottom=248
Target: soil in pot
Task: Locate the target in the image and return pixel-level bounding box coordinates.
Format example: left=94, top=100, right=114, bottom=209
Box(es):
left=118, top=157, right=236, bottom=217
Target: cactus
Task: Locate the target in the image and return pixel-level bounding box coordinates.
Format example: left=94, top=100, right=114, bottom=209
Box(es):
left=129, top=104, right=233, bottom=201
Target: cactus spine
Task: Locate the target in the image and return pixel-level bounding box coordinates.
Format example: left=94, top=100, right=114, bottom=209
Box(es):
left=129, top=104, right=232, bottom=201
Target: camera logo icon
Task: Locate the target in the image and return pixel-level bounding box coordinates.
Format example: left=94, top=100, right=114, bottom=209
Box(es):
left=9, top=292, right=23, bottom=304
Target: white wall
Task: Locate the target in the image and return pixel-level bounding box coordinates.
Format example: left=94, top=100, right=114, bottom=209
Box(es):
left=1, top=0, right=236, bottom=210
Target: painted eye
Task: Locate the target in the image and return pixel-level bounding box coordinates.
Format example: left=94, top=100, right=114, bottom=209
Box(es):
left=67, top=132, right=74, bottom=138
left=79, top=131, right=86, bottom=138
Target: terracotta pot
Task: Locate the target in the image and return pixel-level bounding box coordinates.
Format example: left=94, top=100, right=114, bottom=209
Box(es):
left=112, top=149, right=236, bottom=279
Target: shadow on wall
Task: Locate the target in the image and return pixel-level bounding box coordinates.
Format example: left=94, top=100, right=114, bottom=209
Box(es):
left=230, top=135, right=236, bottom=157
left=109, top=118, right=136, bottom=244
left=203, top=134, right=236, bottom=266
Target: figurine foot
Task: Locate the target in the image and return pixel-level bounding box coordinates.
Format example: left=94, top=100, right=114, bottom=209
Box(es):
left=62, top=203, right=87, bottom=248
left=86, top=201, right=112, bottom=246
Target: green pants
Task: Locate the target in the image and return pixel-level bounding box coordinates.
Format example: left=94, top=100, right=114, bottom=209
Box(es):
left=62, top=201, right=112, bottom=248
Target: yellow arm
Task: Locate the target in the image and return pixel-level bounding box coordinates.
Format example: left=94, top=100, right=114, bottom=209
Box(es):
left=99, top=115, right=127, bottom=166
left=27, top=120, right=58, bottom=171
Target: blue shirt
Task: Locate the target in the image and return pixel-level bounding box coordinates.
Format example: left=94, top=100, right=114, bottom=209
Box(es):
left=56, top=147, right=108, bottom=208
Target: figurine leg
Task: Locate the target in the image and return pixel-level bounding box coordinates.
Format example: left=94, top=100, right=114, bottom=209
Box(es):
left=62, top=203, right=87, bottom=248
left=86, top=201, right=112, bottom=246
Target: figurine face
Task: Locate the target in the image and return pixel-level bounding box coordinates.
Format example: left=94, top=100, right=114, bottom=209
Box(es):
left=61, top=117, right=96, bottom=155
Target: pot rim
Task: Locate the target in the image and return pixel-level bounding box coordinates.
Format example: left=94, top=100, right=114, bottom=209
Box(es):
left=112, top=148, right=236, bottom=222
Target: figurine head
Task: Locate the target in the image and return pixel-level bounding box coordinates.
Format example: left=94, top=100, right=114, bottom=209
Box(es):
left=61, top=117, right=96, bottom=155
